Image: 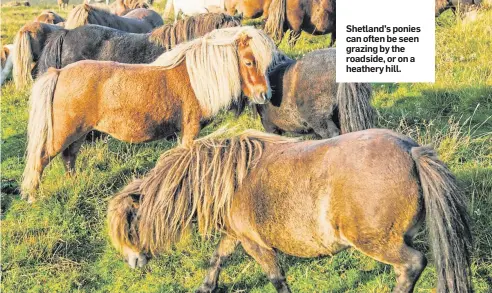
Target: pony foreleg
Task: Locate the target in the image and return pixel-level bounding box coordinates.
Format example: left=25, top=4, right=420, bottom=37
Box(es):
left=240, top=238, right=291, bottom=293
left=195, top=235, right=238, bottom=293
left=61, top=137, right=85, bottom=176
left=287, top=30, right=301, bottom=48
left=180, top=106, right=202, bottom=148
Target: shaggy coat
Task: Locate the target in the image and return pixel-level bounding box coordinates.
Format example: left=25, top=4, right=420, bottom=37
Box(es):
left=37, top=13, right=241, bottom=75
left=258, top=49, right=374, bottom=138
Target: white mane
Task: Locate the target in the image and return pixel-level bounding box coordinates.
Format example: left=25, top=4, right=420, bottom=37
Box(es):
left=151, top=26, right=280, bottom=117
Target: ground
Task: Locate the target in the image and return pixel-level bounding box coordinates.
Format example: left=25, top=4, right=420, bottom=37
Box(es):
left=1, top=1, right=491, bottom=292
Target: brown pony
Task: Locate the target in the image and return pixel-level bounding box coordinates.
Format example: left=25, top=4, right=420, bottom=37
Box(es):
left=57, top=0, right=69, bottom=10
left=265, top=0, right=335, bottom=47
left=64, top=4, right=163, bottom=32
left=22, top=26, right=280, bottom=201
left=225, top=0, right=272, bottom=19
left=12, top=22, right=63, bottom=89
left=108, top=129, right=472, bottom=293
left=35, top=10, right=65, bottom=24
left=110, top=0, right=150, bottom=16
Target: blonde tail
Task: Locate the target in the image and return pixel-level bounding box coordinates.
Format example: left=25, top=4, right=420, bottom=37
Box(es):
left=13, top=29, right=34, bottom=89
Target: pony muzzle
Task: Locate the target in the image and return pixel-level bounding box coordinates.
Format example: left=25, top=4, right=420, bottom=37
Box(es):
left=123, top=247, right=149, bottom=269
left=252, top=89, right=272, bottom=104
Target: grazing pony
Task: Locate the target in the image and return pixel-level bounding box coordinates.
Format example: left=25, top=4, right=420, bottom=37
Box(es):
left=224, top=0, right=272, bottom=19
left=12, top=22, right=63, bottom=89
left=1, top=44, right=14, bottom=85
left=265, top=0, right=336, bottom=47
left=64, top=4, right=163, bottom=32
left=259, top=49, right=374, bottom=138
left=35, top=10, right=65, bottom=24
left=22, top=26, right=280, bottom=201
left=436, top=0, right=481, bottom=16
left=108, top=129, right=472, bottom=293
left=37, top=13, right=241, bottom=75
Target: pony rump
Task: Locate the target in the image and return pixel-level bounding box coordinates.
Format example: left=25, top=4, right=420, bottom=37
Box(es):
left=13, top=29, right=34, bottom=89
left=336, top=82, right=374, bottom=133
left=135, top=130, right=296, bottom=254
left=107, top=179, right=143, bottom=254
left=151, top=26, right=280, bottom=116
left=264, top=0, right=286, bottom=43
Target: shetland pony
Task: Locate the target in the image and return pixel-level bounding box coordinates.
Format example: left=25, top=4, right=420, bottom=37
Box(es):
left=265, top=0, right=335, bottom=47
left=22, top=27, right=280, bottom=201
left=1, top=44, right=14, bottom=85
left=37, top=13, right=241, bottom=75
left=12, top=22, right=63, bottom=89
left=108, top=129, right=472, bottom=293
left=57, top=0, right=69, bottom=10
left=163, top=0, right=225, bottom=21
left=64, top=4, right=163, bottom=32
left=35, top=10, right=65, bottom=24
left=436, top=0, right=481, bottom=16
left=259, top=49, right=374, bottom=138
left=110, top=0, right=149, bottom=16
left=224, top=0, right=272, bottom=19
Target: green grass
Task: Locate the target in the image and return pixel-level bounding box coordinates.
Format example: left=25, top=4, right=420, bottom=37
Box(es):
left=1, top=3, right=492, bottom=292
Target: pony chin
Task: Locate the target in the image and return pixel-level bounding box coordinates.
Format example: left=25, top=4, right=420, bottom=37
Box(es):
left=123, top=246, right=149, bottom=269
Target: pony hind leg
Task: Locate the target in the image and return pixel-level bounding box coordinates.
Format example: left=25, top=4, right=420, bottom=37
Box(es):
left=196, top=234, right=238, bottom=293
left=61, top=137, right=85, bottom=176
left=240, top=237, right=291, bottom=293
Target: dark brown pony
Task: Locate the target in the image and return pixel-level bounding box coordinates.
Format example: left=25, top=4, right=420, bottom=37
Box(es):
left=12, top=22, right=63, bottom=89
left=265, top=0, right=335, bottom=47
left=22, top=27, right=280, bottom=201
left=34, top=10, right=65, bottom=24
left=108, top=129, right=472, bottom=293
left=259, top=49, right=374, bottom=138
left=64, top=4, right=163, bottom=32
left=225, top=0, right=272, bottom=18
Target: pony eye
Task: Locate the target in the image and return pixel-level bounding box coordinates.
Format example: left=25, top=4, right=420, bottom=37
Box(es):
left=245, top=61, right=253, bottom=67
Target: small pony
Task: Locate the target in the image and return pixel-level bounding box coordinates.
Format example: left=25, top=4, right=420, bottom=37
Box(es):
left=57, top=0, right=69, bottom=10
left=37, top=13, right=241, bottom=75
left=1, top=44, right=14, bottom=85
left=12, top=21, right=63, bottom=89
left=265, top=0, right=336, bottom=47
left=164, top=0, right=225, bottom=21
left=64, top=4, right=163, bottom=32
left=108, top=129, right=472, bottom=293
left=22, top=26, right=281, bottom=201
left=35, top=10, right=65, bottom=24
left=224, top=0, right=272, bottom=19
left=258, top=49, right=374, bottom=138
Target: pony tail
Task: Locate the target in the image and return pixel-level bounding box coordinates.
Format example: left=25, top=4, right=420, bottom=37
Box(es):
left=37, top=29, right=68, bottom=76
left=264, top=0, right=286, bottom=44
left=336, top=82, right=375, bottom=133
left=13, top=29, right=34, bottom=89
left=107, top=179, right=143, bottom=254
left=21, top=70, right=59, bottom=199
left=65, top=4, right=90, bottom=29
left=411, top=147, right=473, bottom=293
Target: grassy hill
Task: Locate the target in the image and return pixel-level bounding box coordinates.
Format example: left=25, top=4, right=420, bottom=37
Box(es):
left=1, top=3, right=491, bottom=292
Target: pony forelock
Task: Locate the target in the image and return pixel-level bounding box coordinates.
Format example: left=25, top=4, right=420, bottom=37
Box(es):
left=151, top=26, right=280, bottom=117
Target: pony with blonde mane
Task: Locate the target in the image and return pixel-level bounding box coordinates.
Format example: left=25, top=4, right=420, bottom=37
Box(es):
left=22, top=26, right=280, bottom=201
left=108, top=129, right=473, bottom=293
left=65, top=4, right=163, bottom=32
left=12, top=21, right=63, bottom=89
left=34, top=10, right=65, bottom=24
left=37, top=13, right=241, bottom=75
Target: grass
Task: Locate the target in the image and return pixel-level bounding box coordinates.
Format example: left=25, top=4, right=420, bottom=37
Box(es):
left=1, top=2, right=492, bottom=292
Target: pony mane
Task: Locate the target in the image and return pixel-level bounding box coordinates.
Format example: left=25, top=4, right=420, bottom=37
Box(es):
left=149, top=13, right=241, bottom=50
left=65, top=4, right=112, bottom=29
left=151, top=26, right=281, bottom=116
left=135, top=130, right=297, bottom=254
left=264, top=0, right=286, bottom=43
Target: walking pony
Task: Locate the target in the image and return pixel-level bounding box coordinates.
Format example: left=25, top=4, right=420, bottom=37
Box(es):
left=265, top=0, right=336, bottom=47
left=12, top=21, right=63, bottom=89
left=108, top=129, right=472, bottom=293
left=37, top=13, right=241, bottom=74
left=259, top=48, right=374, bottom=138
left=34, top=10, right=65, bottom=24
left=22, top=26, right=280, bottom=201
left=64, top=4, right=163, bottom=32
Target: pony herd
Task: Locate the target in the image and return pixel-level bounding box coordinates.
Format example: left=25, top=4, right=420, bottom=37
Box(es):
left=2, top=2, right=476, bottom=293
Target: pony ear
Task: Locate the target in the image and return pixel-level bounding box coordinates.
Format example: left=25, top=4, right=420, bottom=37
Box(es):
left=237, top=34, right=252, bottom=48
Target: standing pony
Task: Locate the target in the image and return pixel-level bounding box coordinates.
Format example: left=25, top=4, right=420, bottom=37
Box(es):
left=57, top=0, right=69, bottom=10
left=22, top=26, right=280, bottom=201
left=64, top=4, right=163, bottom=32
left=265, top=0, right=336, bottom=47
left=35, top=10, right=65, bottom=24
left=12, top=22, right=63, bottom=89
left=258, top=49, right=374, bottom=138
left=1, top=44, right=14, bottom=85
left=37, top=13, right=241, bottom=74
left=436, top=0, right=481, bottom=16
left=224, top=0, right=272, bottom=19
left=108, top=129, right=472, bottom=293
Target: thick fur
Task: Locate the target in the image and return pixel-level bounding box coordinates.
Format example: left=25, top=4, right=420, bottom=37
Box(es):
left=411, top=147, right=473, bottom=293
left=258, top=49, right=374, bottom=138
left=65, top=4, right=163, bottom=32
left=22, top=71, right=59, bottom=197
left=37, top=13, right=241, bottom=75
